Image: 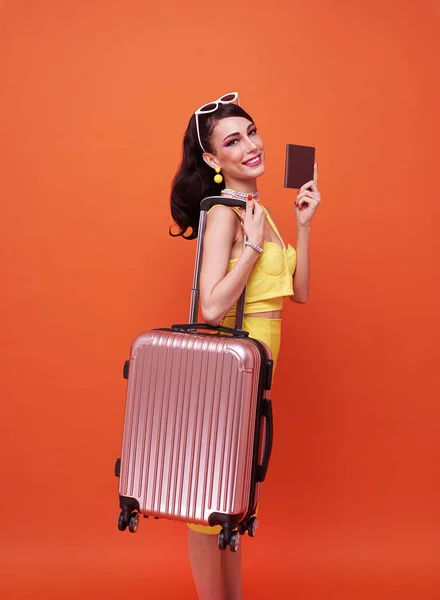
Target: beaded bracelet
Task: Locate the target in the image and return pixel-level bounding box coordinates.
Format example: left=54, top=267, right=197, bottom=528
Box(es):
left=244, top=239, right=264, bottom=254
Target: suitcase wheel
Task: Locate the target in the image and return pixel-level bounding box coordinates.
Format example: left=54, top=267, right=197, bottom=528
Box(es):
left=218, top=528, right=240, bottom=552
left=229, top=531, right=240, bottom=552
left=128, top=512, right=140, bottom=533
left=218, top=530, right=227, bottom=551
left=118, top=511, right=127, bottom=532
left=247, top=517, right=258, bottom=538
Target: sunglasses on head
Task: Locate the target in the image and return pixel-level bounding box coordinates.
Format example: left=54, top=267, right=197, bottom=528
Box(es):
left=194, top=92, right=240, bottom=152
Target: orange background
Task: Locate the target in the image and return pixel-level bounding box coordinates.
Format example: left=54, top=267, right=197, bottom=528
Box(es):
left=1, top=0, right=439, bottom=598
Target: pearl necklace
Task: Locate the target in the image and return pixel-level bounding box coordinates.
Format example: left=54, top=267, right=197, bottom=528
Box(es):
left=221, top=188, right=259, bottom=202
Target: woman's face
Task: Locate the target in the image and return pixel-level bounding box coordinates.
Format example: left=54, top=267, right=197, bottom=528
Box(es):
left=207, top=116, right=265, bottom=185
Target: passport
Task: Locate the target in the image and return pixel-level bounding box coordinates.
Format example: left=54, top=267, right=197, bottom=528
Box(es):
left=284, top=144, right=315, bottom=189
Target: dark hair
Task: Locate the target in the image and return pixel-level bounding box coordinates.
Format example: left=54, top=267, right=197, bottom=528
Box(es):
left=170, top=103, right=254, bottom=240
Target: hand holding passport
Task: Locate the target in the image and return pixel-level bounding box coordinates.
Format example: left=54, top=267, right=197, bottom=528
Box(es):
left=284, top=143, right=320, bottom=224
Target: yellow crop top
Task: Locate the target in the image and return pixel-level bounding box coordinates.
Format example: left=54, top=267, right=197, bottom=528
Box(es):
left=207, top=205, right=297, bottom=317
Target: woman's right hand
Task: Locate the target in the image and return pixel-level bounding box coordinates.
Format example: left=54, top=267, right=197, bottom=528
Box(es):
left=241, top=198, right=266, bottom=248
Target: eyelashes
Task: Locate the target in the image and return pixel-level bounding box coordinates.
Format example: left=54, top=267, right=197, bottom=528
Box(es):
left=225, top=128, right=258, bottom=147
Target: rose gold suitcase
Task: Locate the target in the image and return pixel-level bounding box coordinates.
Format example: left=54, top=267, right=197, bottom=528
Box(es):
left=115, top=197, right=274, bottom=552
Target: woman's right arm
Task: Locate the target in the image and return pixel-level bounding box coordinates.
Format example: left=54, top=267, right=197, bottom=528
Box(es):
left=199, top=201, right=265, bottom=327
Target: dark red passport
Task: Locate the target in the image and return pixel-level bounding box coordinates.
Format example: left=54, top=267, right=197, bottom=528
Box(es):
left=284, top=144, right=315, bottom=189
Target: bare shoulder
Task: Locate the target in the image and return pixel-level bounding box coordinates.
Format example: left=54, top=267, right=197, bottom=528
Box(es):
left=206, top=206, right=240, bottom=238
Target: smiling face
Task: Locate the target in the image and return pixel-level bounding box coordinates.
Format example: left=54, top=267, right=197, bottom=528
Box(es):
left=203, top=116, right=265, bottom=190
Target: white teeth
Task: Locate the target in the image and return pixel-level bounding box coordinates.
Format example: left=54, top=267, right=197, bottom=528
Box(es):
left=245, top=156, right=260, bottom=165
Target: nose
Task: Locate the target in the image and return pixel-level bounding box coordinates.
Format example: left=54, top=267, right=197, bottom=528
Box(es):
left=244, top=135, right=257, bottom=152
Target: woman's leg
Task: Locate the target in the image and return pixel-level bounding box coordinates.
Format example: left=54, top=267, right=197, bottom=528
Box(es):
left=188, top=529, right=243, bottom=600
left=188, top=529, right=223, bottom=600
left=188, top=316, right=280, bottom=599
left=221, top=543, right=243, bottom=600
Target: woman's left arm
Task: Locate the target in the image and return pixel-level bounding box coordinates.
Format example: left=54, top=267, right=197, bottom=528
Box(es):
left=290, top=163, right=321, bottom=304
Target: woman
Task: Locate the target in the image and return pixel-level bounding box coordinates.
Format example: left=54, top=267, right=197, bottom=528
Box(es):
left=170, top=93, right=321, bottom=600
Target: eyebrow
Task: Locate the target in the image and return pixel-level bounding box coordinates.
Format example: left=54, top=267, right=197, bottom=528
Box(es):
left=223, top=123, right=255, bottom=142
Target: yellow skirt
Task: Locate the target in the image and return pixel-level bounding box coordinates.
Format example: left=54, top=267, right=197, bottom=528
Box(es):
left=187, top=316, right=281, bottom=535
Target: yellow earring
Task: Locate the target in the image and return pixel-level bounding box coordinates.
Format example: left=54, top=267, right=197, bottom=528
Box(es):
left=214, top=168, right=223, bottom=184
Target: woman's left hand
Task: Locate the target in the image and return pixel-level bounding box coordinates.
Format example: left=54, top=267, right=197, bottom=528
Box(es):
left=295, top=163, right=321, bottom=227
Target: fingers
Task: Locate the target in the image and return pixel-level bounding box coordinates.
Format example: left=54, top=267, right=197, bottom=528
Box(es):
left=244, top=197, right=255, bottom=220
left=299, top=179, right=317, bottom=194
left=244, top=198, right=265, bottom=219
left=296, top=198, right=318, bottom=210
left=296, top=196, right=310, bottom=210
left=300, top=164, right=319, bottom=193
left=294, top=164, right=320, bottom=218
left=247, top=196, right=255, bottom=210
left=241, top=206, right=265, bottom=249
left=295, top=189, right=321, bottom=210
left=297, top=190, right=315, bottom=200
left=253, top=203, right=266, bottom=224
left=243, top=199, right=255, bottom=236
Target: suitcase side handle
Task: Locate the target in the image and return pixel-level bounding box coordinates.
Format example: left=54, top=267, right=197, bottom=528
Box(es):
left=171, top=323, right=249, bottom=337
left=256, top=399, right=273, bottom=483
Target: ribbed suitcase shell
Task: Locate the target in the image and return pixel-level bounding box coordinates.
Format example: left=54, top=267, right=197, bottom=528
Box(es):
left=118, top=328, right=270, bottom=526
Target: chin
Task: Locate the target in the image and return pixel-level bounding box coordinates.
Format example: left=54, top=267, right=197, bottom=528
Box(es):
left=256, top=163, right=265, bottom=176
left=245, top=163, right=265, bottom=178
left=241, top=159, right=265, bottom=179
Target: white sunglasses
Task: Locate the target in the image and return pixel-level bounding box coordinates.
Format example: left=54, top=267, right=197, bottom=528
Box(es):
left=194, top=92, right=240, bottom=152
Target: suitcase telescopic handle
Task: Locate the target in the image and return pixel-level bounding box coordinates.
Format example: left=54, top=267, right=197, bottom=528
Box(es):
left=189, top=196, right=247, bottom=329
left=256, top=399, right=274, bottom=483
left=199, top=197, right=247, bottom=212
